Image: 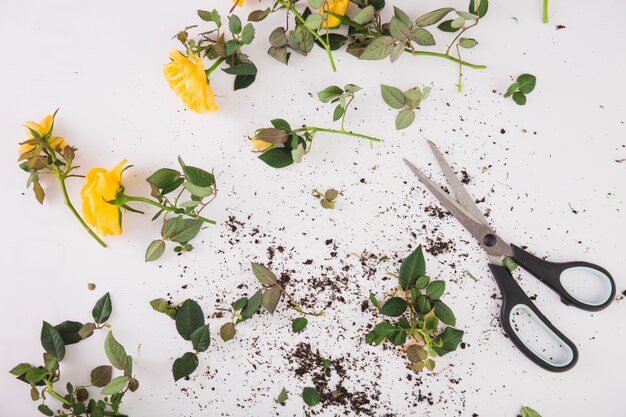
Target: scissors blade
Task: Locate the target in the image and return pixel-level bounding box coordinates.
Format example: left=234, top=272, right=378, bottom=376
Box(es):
left=404, top=158, right=513, bottom=261
left=427, top=140, right=490, bottom=226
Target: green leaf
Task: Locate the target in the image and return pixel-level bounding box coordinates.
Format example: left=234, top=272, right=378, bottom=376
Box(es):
left=149, top=298, right=170, bottom=314
left=317, top=85, right=344, bottom=103
left=399, top=245, right=426, bottom=289
left=41, top=321, right=65, bottom=361
left=415, top=275, right=430, bottom=289
left=426, top=281, right=445, bottom=300
left=389, top=17, right=411, bottom=40
left=259, top=148, right=293, bottom=168
left=304, top=14, right=323, bottom=30
left=521, top=407, right=543, bottom=417
left=512, top=92, right=527, bottom=105
left=101, top=375, right=129, bottom=395
left=437, top=20, right=460, bottom=32
left=434, top=301, right=456, bottom=326
left=10, top=363, right=32, bottom=376
left=395, top=108, right=416, bottom=130
left=379, top=297, right=407, bottom=317
left=241, top=23, right=255, bottom=44
left=92, top=292, right=112, bottom=324
left=54, top=321, right=84, bottom=345
left=78, top=322, right=97, bottom=339
left=456, top=11, right=479, bottom=20
left=234, top=73, right=257, bottom=91
left=373, top=321, right=396, bottom=338
left=38, top=404, right=54, bottom=416
left=433, top=327, right=464, bottom=356
left=220, top=322, right=236, bottom=341
left=415, top=295, right=432, bottom=314
left=262, top=286, right=282, bottom=314
left=308, top=0, right=325, bottom=8
left=451, top=16, right=465, bottom=28
left=25, top=367, right=48, bottom=385
left=425, top=315, right=439, bottom=330
left=302, top=387, right=320, bottom=406
left=469, top=0, right=489, bottom=18
left=459, top=37, right=478, bottom=48
left=232, top=297, right=248, bottom=311
left=162, top=217, right=203, bottom=243
left=333, top=104, right=345, bottom=121
left=270, top=118, right=292, bottom=131
left=392, top=330, right=407, bottom=345
left=104, top=332, right=130, bottom=372
left=352, top=5, right=375, bottom=24
left=222, top=63, right=257, bottom=75
left=369, top=293, right=380, bottom=309
left=183, top=182, right=213, bottom=198
left=380, top=84, right=405, bottom=109
left=176, top=299, right=205, bottom=341
left=359, top=36, right=395, bottom=60
left=248, top=8, right=271, bottom=22
left=173, top=352, right=199, bottom=381
left=269, top=27, right=288, bottom=47
left=504, top=82, right=518, bottom=98
left=147, top=168, right=181, bottom=189
left=90, top=365, right=113, bottom=387
left=516, top=74, right=536, bottom=94
left=292, top=317, right=308, bottom=333
left=403, top=87, right=423, bottom=108
left=145, top=240, right=165, bottom=262
left=240, top=289, right=263, bottom=321
left=276, top=387, right=289, bottom=404
left=251, top=262, right=278, bottom=285
left=178, top=158, right=215, bottom=187
left=191, top=324, right=211, bottom=352
left=415, top=8, right=454, bottom=27
left=410, top=28, right=435, bottom=46
left=228, top=14, right=242, bottom=34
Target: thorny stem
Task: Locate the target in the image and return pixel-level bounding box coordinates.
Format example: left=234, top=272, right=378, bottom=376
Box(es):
left=543, top=0, right=549, bottom=23
left=276, top=0, right=337, bottom=72
left=293, top=127, right=382, bottom=144
left=119, top=195, right=216, bottom=224
left=403, top=49, right=486, bottom=69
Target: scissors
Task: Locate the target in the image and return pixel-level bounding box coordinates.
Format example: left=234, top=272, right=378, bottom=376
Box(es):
left=404, top=141, right=616, bottom=372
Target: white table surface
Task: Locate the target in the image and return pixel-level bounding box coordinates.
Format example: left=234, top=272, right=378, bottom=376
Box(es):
left=1, top=0, right=625, bottom=416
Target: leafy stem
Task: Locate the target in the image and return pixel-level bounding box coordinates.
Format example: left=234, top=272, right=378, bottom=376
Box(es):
left=403, top=49, right=485, bottom=69
left=118, top=195, right=216, bottom=224
left=543, top=0, right=549, bottom=23
left=204, top=56, right=226, bottom=78
left=293, top=127, right=382, bottom=144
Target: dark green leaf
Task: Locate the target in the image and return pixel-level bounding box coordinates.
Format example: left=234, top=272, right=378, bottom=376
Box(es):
left=90, top=365, right=113, bottom=387
left=426, top=280, right=445, bottom=300
left=379, top=297, right=407, bottom=317
left=232, top=297, right=248, bottom=311
left=145, top=240, right=166, bottom=262
left=162, top=217, right=204, bottom=243
left=433, top=327, right=464, bottom=356
left=504, top=82, right=518, bottom=98
left=220, top=322, right=236, bottom=341
left=333, top=104, right=345, bottom=121
left=92, top=292, right=112, bottom=324
left=234, top=73, right=257, bottom=90
left=392, top=330, right=407, bottom=345
left=240, top=289, right=263, bottom=321
left=415, top=295, right=432, bottom=314
left=229, top=14, right=242, bottom=34
left=241, top=23, right=255, bottom=44
left=173, top=352, right=199, bottom=381
left=104, top=332, right=130, bottom=372
left=178, top=158, right=215, bottom=187
left=302, top=387, right=320, bottom=406
left=270, top=118, right=292, bottom=131
left=415, top=275, right=430, bottom=289
left=258, top=148, right=293, bottom=168
left=146, top=168, right=180, bottom=189
left=191, top=324, right=211, bottom=352
left=54, top=321, right=84, bottom=345
left=369, top=293, right=380, bottom=309
left=516, top=74, right=536, bottom=94
left=512, top=92, right=527, bottom=105
left=292, top=317, right=308, bottom=333
left=399, top=245, right=426, bottom=289
left=425, top=315, right=439, bottom=330
left=269, top=27, right=288, bottom=47
left=434, top=301, right=456, bottom=326
left=373, top=321, right=396, bottom=338
left=222, top=63, right=257, bottom=75
left=176, top=299, right=205, bottom=341
left=41, top=321, right=65, bottom=361
left=38, top=404, right=54, bottom=416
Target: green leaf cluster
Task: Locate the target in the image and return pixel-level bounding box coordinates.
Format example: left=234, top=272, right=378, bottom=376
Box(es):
left=381, top=84, right=431, bottom=130
left=504, top=73, right=537, bottom=105
left=366, top=245, right=464, bottom=371
left=144, top=156, right=217, bottom=261
left=317, top=84, right=361, bottom=124
left=254, top=119, right=308, bottom=168
left=9, top=293, right=138, bottom=417
left=150, top=298, right=210, bottom=381
left=312, top=188, right=339, bottom=209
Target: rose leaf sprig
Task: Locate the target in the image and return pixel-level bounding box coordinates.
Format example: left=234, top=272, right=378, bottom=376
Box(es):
left=504, top=74, right=536, bottom=105
left=521, top=406, right=543, bottom=417
left=366, top=245, right=464, bottom=372
left=251, top=84, right=382, bottom=168
left=149, top=299, right=210, bottom=381
left=9, top=293, right=138, bottom=417
left=17, top=110, right=107, bottom=248
left=312, top=188, right=339, bottom=209
left=380, top=84, right=431, bottom=130
left=219, top=262, right=324, bottom=341
left=164, top=9, right=256, bottom=112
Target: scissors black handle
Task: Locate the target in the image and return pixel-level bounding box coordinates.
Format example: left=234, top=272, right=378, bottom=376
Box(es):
left=489, top=264, right=579, bottom=372
left=511, top=245, right=616, bottom=311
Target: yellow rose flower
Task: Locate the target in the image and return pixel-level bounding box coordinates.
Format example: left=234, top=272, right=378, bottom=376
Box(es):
left=81, top=160, right=127, bottom=236
left=163, top=49, right=218, bottom=113
left=321, top=0, right=349, bottom=28
left=233, top=0, right=244, bottom=6
left=18, top=114, right=65, bottom=154
left=251, top=137, right=272, bottom=152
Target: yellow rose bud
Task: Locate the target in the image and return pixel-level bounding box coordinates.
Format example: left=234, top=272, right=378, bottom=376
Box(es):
left=163, top=49, right=218, bottom=113
left=18, top=114, right=65, bottom=155
left=251, top=137, right=272, bottom=152
left=81, top=160, right=127, bottom=236
left=320, top=0, right=349, bottom=28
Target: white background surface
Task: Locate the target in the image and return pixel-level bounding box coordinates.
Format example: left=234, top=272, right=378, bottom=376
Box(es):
left=1, top=0, right=625, bottom=416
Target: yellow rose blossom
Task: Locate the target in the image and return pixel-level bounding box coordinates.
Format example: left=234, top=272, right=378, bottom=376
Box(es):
left=18, top=115, right=65, bottom=154
left=81, top=160, right=127, bottom=236
left=233, top=0, right=244, bottom=6
left=163, top=49, right=218, bottom=113
left=251, top=138, right=273, bottom=152
left=320, top=0, right=349, bottom=28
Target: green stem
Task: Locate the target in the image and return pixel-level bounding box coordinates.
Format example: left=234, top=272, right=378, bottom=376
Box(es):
left=543, top=0, right=549, bottom=23
left=44, top=380, right=71, bottom=406
left=294, top=127, right=382, bottom=143
left=57, top=174, right=108, bottom=248
left=120, top=195, right=216, bottom=224
left=276, top=0, right=337, bottom=72
left=404, top=49, right=486, bottom=69
left=204, top=57, right=225, bottom=78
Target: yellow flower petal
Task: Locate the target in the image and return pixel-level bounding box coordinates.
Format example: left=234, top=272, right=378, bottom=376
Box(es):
left=81, top=160, right=127, bottom=236
left=251, top=138, right=273, bottom=152
left=320, top=0, right=349, bottom=28
left=164, top=50, right=218, bottom=113
left=233, top=0, right=244, bottom=6
left=19, top=114, right=65, bottom=154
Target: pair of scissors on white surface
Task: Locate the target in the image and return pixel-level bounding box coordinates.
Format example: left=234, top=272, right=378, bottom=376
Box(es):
left=404, top=141, right=616, bottom=372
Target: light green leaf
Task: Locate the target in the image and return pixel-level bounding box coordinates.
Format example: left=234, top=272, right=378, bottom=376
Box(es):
left=251, top=262, right=278, bottom=285
left=389, top=17, right=411, bottom=40
left=317, top=85, right=344, bottom=103
left=399, top=245, right=426, bottom=288
left=395, top=108, right=416, bottom=130
left=410, top=28, right=435, bottom=46
left=304, top=14, right=323, bottom=30
left=456, top=11, right=479, bottom=20
left=521, top=407, right=543, bottom=417
left=352, top=5, right=375, bottom=25
left=359, top=36, right=395, bottom=60
left=275, top=387, right=289, bottom=404
left=381, top=84, right=405, bottom=109
left=451, top=16, right=465, bottom=29
left=459, top=37, right=478, bottom=48
left=415, top=8, right=454, bottom=27
left=145, top=240, right=165, bottom=262
left=104, top=332, right=130, bottom=372
left=228, top=14, right=242, bottom=34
